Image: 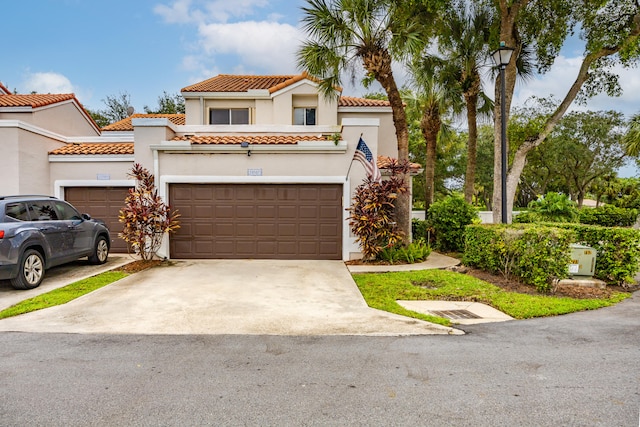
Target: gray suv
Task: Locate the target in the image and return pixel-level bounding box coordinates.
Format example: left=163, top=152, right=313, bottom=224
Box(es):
left=0, top=195, right=111, bottom=289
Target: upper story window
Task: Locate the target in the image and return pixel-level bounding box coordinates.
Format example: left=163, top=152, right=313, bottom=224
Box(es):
left=210, top=108, right=250, bottom=125
left=294, top=107, right=316, bottom=126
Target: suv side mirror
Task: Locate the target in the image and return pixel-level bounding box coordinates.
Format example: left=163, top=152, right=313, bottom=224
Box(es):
left=82, top=213, right=92, bottom=221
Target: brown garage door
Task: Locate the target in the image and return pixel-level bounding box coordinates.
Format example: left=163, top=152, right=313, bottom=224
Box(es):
left=64, top=186, right=132, bottom=253
left=169, top=183, right=342, bottom=259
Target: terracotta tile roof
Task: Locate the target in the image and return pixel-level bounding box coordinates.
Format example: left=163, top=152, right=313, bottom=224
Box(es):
left=377, top=155, right=422, bottom=172
left=182, top=73, right=313, bottom=93
left=339, top=96, right=390, bottom=107
left=0, top=82, right=10, bottom=95
left=49, top=143, right=134, bottom=156
left=0, top=93, right=77, bottom=108
left=173, top=134, right=332, bottom=145
left=102, top=113, right=185, bottom=131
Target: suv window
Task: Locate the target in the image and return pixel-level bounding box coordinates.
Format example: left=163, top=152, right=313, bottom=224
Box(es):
left=28, top=201, right=59, bottom=221
left=53, top=201, right=82, bottom=221
left=5, top=202, right=30, bottom=221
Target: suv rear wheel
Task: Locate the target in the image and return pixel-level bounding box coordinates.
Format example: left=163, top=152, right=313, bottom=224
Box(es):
left=11, top=249, right=45, bottom=289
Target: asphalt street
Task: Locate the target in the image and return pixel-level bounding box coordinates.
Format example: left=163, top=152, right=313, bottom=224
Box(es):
left=1, top=292, right=638, bottom=426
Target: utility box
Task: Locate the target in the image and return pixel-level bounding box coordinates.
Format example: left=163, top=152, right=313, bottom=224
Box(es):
left=568, top=244, right=596, bottom=277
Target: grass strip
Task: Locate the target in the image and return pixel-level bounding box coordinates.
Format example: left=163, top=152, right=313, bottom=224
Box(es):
left=352, top=269, right=630, bottom=325
left=0, top=271, right=129, bottom=319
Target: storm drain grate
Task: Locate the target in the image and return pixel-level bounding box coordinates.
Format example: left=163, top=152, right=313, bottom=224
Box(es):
left=430, top=309, right=482, bottom=320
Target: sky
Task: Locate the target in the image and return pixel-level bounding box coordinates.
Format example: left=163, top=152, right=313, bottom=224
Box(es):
left=2, top=0, right=639, bottom=172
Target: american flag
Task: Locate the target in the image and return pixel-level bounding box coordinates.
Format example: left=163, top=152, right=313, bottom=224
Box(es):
left=353, top=137, right=382, bottom=183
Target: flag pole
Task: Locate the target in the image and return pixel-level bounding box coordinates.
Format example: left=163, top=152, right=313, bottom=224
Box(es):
left=345, top=133, right=364, bottom=181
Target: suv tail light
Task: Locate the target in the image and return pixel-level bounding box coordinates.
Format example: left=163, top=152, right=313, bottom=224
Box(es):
left=0, top=230, right=4, bottom=239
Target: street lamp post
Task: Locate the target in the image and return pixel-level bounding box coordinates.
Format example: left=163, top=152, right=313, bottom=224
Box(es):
left=491, top=42, right=514, bottom=224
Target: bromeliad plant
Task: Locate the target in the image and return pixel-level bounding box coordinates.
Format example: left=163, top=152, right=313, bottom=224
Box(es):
left=348, top=161, right=409, bottom=260
left=119, top=163, right=180, bottom=260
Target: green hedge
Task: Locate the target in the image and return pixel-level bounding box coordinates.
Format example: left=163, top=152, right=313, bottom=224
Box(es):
left=541, top=222, right=640, bottom=286
left=463, top=224, right=575, bottom=292
left=464, top=223, right=640, bottom=289
left=578, top=205, right=638, bottom=227
left=424, top=196, right=479, bottom=253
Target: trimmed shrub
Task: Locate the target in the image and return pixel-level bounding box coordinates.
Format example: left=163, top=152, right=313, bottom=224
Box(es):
left=427, top=195, right=479, bottom=253
left=578, top=205, right=638, bottom=227
left=464, top=224, right=574, bottom=292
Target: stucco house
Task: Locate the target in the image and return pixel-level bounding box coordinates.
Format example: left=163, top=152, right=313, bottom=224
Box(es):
left=1, top=73, right=405, bottom=260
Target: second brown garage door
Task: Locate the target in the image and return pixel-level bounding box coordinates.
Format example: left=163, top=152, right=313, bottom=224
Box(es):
left=64, top=186, right=132, bottom=253
left=169, top=183, right=342, bottom=259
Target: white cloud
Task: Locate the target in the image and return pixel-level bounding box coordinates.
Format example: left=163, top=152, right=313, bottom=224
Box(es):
left=197, top=20, right=301, bottom=73
left=154, top=0, right=200, bottom=24
left=203, top=0, right=268, bottom=23
left=155, top=0, right=269, bottom=24
left=22, top=72, right=75, bottom=94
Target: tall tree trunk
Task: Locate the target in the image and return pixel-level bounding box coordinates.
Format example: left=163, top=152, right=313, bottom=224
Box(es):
left=464, top=92, right=479, bottom=204
left=495, top=2, right=640, bottom=223
left=421, top=106, right=441, bottom=211
left=505, top=42, right=636, bottom=222
left=365, top=48, right=412, bottom=242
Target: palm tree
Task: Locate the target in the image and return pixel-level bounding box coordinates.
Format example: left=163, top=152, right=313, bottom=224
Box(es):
left=436, top=1, right=493, bottom=204
left=297, top=0, right=435, bottom=242
left=624, top=113, right=640, bottom=156
left=406, top=61, right=464, bottom=211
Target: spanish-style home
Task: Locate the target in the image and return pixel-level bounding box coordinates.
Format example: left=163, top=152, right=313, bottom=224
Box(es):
left=0, top=73, right=406, bottom=260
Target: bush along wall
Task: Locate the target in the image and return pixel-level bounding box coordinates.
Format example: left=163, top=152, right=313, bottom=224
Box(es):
left=464, top=223, right=640, bottom=290
left=463, top=224, right=575, bottom=293
left=541, top=222, right=640, bottom=286
left=426, top=195, right=479, bottom=253
left=578, top=205, right=638, bottom=227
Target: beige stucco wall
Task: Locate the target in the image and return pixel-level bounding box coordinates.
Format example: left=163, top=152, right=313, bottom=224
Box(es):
left=271, top=83, right=338, bottom=126
left=133, top=120, right=177, bottom=171
left=182, top=82, right=339, bottom=127
left=31, top=102, right=99, bottom=136
left=339, top=110, right=396, bottom=157
left=184, top=98, right=202, bottom=125
left=16, top=131, right=65, bottom=195
left=0, top=127, right=20, bottom=195
left=49, top=160, right=133, bottom=182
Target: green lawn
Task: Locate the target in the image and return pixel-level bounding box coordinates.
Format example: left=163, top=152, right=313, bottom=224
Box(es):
left=0, top=271, right=129, bottom=319
left=352, top=269, right=630, bottom=326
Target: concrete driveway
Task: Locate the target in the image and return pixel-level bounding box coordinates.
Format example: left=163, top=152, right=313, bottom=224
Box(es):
left=0, top=260, right=460, bottom=336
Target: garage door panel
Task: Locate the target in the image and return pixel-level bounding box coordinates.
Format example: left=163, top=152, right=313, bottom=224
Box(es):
left=256, top=205, right=276, bottom=218
left=213, top=223, right=232, bottom=236
left=256, top=241, right=276, bottom=255
left=236, top=223, right=256, bottom=237
left=256, top=223, right=276, bottom=237
left=236, top=206, right=255, bottom=218
left=320, top=242, right=339, bottom=255
left=170, top=184, right=342, bottom=259
left=299, top=224, right=318, bottom=236
left=257, top=188, right=277, bottom=200
left=193, top=187, right=213, bottom=200
left=194, top=223, right=213, bottom=235
left=64, top=186, right=131, bottom=253
left=278, top=206, right=297, bottom=219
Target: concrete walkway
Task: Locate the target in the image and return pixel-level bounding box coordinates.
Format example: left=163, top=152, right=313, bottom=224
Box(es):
left=0, top=259, right=463, bottom=336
